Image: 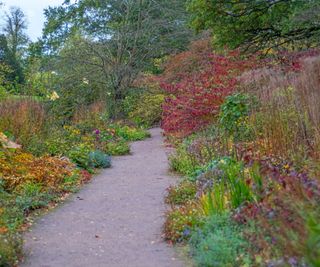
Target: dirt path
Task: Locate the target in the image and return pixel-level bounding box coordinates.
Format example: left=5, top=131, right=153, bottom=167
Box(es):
left=21, top=128, right=184, bottom=267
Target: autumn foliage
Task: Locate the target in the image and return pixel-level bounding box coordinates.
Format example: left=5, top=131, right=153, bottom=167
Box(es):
left=160, top=41, right=256, bottom=138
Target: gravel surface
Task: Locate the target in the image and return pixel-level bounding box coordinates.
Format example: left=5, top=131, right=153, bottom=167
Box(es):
left=21, top=128, right=185, bottom=267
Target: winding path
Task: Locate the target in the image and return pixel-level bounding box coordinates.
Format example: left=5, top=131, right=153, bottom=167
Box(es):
left=21, top=128, right=184, bottom=267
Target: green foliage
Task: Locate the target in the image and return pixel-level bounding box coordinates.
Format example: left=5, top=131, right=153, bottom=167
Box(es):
left=129, top=93, right=165, bottom=128
left=200, top=184, right=227, bottom=216
left=0, top=232, right=21, bottom=267
left=42, top=0, right=191, bottom=118
left=169, top=140, right=201, bottom=178
left=0, top=34, right=24, bottom=87
left=105, top=140, right=130, bottom=156
left=15, top=183, right=53, bottom=214
left=188, top=0, right=320, bottom=51
left=220, top=160, right=254, bottom=209
left=166, top=180, right=197, bottom=206
left=88, top=150, right=111, bottom=169
left=305, top=213, right=320, bottom=266
left=189, top=213, right=252, bottom=267
left=68, top=143, right=92, bottom=170
left=219, top=93, right=254, bottom=141
left=111, top=124, right=150, bottom=141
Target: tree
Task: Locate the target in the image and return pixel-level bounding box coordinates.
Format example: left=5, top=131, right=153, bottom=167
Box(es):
left=0, top=34, right=24, bottom=85
left=42, top=0, right=192, bottom=117
left=187, top=0, right=320, bottom=52
left=3, top=7, right=29, bottom=60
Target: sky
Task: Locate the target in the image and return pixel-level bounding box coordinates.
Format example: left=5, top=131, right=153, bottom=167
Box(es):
left=1, top=0, right=65, bottom=41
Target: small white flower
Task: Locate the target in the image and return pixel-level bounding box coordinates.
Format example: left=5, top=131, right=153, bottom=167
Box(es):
left=83, top=78, right=89, bottom=84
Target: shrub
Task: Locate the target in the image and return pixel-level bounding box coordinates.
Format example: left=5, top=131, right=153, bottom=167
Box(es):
left=111, top=124, right=150, bottom=141
left=219, top=93, right=255, bottom=141
left=166, top=180, right=197, bottom=205
left=88, top=150, right=111, bottom=169
left=189, top=213, right=252, bottom=267
left=161, top=49, right=255, bottom=138
left=129, top=93, right=165, bottom=128
left=164, top=201, right=203, bottom=243
left=67, top=143, right=92, bottom=170
left=0, top=150, right=75, bottom=191
left=105, top=140, right=130, bottom=156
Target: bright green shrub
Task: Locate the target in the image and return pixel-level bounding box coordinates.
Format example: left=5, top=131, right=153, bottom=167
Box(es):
left=111, top=124, right=150, bottom=141
left=105, top=140, right=130, bottom=156
left=68, top=143, right=92, bottom=170
left=189, top=213, right=252, bottom=267
left=129, top=93, right=165, bottom=127
left=45, top=132, right=71, bottom=156
left=219, top=93, right=255, bottom=141
left=0, top=87, right=8, bottom=100
left=88, top=150, right=111, bottom=169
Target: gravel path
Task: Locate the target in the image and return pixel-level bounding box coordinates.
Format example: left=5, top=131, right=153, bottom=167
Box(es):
left=21, top=128, right=184, bottom=267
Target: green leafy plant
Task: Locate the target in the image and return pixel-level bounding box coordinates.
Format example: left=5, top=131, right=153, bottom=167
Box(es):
left=88, top=150, right=111, bottom=169
left=129, top=93, right=165, bottom=128
left=15, top=183, right=53, bottom=214
left=111, top=124, right=150, bottom=141
left=219, top=93, right=255, bottom=141
left=305, top=213, right=320, bottom=266
left=68, top=143, right=92, bottom=170
left=105, top=140, right=130, bottom=156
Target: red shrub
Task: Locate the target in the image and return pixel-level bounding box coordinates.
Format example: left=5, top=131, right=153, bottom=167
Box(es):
left=161, top=50, right=255, bottom=138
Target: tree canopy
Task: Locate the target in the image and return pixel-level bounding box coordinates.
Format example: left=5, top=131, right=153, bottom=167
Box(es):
left=41, top=0, right=192, bottom=117
left=187, top=0, right=320, bottom=51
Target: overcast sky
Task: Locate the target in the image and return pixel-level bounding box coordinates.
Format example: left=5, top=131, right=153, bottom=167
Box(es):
left=1, top=0, right=65, bottom=41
